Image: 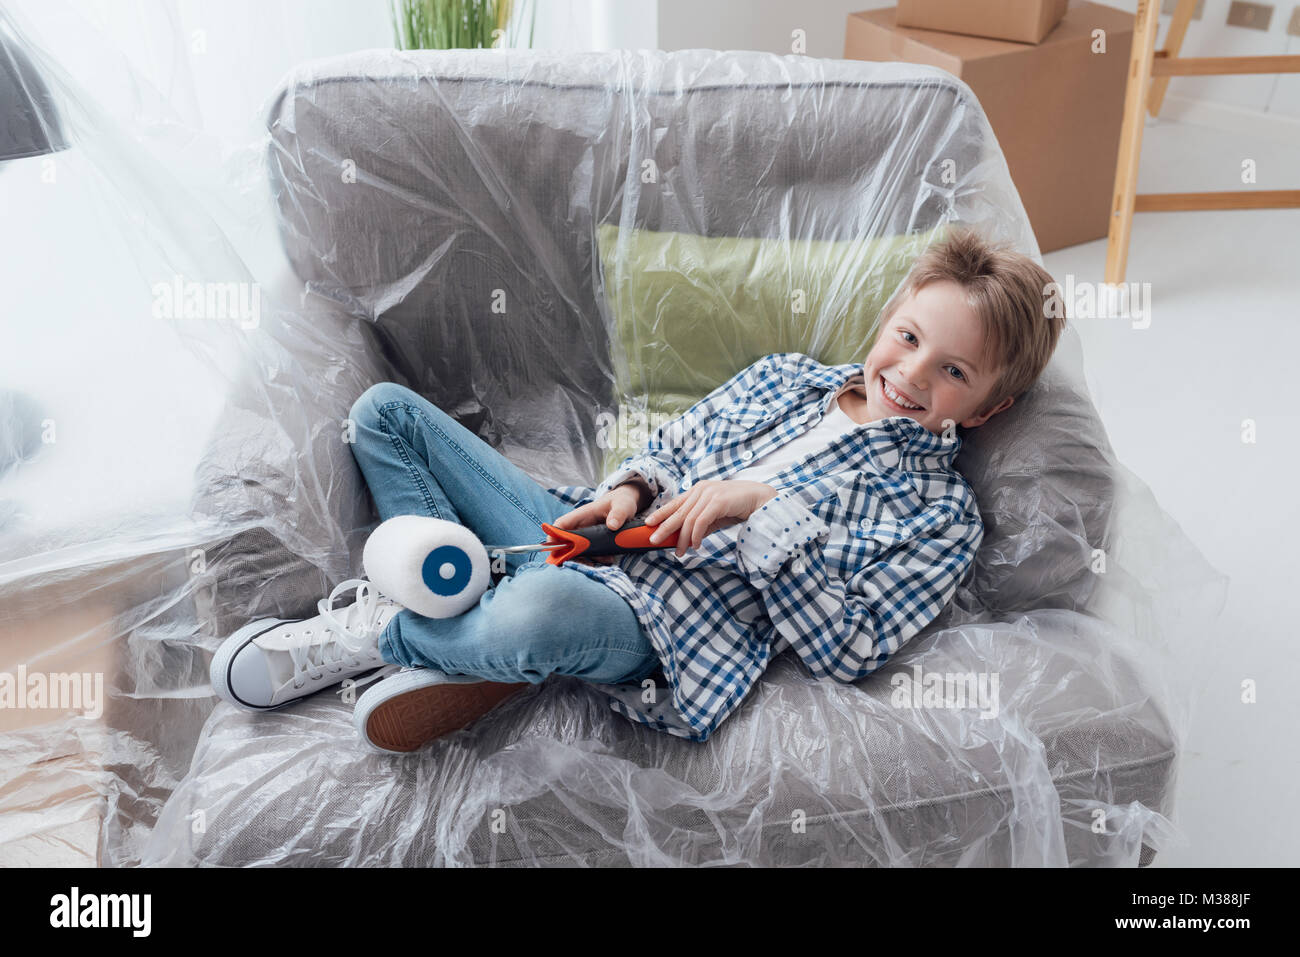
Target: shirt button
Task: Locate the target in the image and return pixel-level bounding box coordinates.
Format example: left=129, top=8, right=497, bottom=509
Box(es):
left=681, top=479, right=692, bottom=490
left=859, top=518, right=871, bottom=529
left=804, top=413, right=816, bottom=423
left=741, top=450, right=754, bottom=461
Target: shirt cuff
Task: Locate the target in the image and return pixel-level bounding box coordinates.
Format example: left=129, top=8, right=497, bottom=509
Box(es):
left=735, top=493, right=830, bottom=588
left=593, top=459, right=678, bottom=510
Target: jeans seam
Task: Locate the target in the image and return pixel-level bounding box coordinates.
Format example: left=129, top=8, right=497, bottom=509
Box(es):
left=375, top=401, right=443, bottom=520
left=378, top=399, right=550, bottom=531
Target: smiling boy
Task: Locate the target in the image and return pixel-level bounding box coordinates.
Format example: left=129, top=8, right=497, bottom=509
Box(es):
left=638, top=249, right=1031, bottom=559
left=211, top=227, right=1065, bottom=752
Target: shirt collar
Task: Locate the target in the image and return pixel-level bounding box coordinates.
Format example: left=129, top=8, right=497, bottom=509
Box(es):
left=796, top=361, right=963, bottom=471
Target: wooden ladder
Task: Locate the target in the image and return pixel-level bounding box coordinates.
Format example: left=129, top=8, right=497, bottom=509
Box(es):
left=1105, top=0, right=1300, bottom=283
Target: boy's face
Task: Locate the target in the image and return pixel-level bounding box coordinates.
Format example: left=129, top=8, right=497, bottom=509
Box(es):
left=862, top=280, right=1013, bottom=435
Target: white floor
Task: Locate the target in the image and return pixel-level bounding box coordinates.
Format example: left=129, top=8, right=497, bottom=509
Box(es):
left=1042, top=115, right=1300, bottom=866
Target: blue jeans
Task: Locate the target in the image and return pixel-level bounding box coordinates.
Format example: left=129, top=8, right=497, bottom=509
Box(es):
left=347, top=382, right=662, bottom=687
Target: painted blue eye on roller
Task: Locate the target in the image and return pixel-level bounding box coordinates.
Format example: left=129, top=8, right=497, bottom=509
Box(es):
left=421, top=544, right=476, bottom=597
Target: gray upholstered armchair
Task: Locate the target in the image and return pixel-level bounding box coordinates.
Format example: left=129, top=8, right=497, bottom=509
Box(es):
left=142, top=48, right=1209, bottom=867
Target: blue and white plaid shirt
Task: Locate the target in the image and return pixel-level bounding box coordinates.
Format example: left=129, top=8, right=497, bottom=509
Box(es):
left=546, top=352, right=983, bottom=742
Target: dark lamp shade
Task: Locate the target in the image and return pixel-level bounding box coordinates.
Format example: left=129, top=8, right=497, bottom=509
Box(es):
left=0, top=18, right=67, bottom=161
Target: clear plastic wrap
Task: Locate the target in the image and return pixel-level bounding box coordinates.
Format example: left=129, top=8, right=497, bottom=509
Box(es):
left=0, top=20, right=1228, bottom=866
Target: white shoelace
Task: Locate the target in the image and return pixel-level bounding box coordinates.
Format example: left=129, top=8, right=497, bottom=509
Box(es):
left=287, top=579, right=393, bottom=690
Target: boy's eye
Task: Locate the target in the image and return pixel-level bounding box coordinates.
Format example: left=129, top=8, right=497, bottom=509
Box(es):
left=898, top=329, right=966, bottom=381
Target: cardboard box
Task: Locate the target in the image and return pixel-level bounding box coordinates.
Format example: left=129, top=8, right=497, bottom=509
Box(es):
left=897, top=0, right=1069, bottom=44
left=845, top=2, right=1133, bottom=253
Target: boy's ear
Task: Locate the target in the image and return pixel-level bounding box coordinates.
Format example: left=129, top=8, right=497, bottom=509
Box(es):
left=961, top=394, right=1014, bottom=429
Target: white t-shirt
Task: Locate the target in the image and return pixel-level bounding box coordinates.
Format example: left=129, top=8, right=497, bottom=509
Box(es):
left=729, top=393, right=860, bottom=486
left=703, top=394, right=861, bottom=548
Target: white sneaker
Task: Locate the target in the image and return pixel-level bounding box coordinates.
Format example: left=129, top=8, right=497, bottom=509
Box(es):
left=353, top=667, right=528, bottom=754
left=210, top=579, right=402, bottom=712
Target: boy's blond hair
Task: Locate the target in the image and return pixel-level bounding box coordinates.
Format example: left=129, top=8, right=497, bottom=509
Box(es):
left=881, top=226, right=1065, bottom=415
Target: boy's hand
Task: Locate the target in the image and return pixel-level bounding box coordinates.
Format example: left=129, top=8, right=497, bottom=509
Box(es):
left=550, top=480, right=652, bottom=565
left=645, top=480, right=778, bottom=558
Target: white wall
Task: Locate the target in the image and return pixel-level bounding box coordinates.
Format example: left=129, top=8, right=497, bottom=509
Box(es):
left=9, top=0, right=395, bottom=144
left=12, top=0, right=1298, bottom=141
left=7, top=0, right=648, bottom=145
left=658, top=0, right=890, bottom=58
left=1115, top=0, right=1300, bottom=123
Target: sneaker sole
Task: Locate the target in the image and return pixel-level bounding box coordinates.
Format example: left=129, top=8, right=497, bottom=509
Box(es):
left=362, top=677, right=528, bottom=753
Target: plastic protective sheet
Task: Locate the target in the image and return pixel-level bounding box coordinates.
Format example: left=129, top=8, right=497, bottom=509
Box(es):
left=0, top=19, right=1229, bottom=866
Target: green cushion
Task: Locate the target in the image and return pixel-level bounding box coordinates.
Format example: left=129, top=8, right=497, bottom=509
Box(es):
left=594, top=222, right=951, bottom=477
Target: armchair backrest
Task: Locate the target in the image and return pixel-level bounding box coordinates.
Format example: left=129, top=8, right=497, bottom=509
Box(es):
left=266, top=50, right=1016, bottom=470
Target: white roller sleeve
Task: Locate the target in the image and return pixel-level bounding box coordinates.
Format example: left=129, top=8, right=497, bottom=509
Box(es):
left=362, top=515, right=491, bottom=619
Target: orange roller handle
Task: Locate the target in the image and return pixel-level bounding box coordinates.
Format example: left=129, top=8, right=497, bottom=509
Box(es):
left=539, top=518, right=678, bottom=566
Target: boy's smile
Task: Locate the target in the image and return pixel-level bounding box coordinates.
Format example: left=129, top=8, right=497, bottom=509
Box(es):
left=855, top=280, right=1013, bottom=435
